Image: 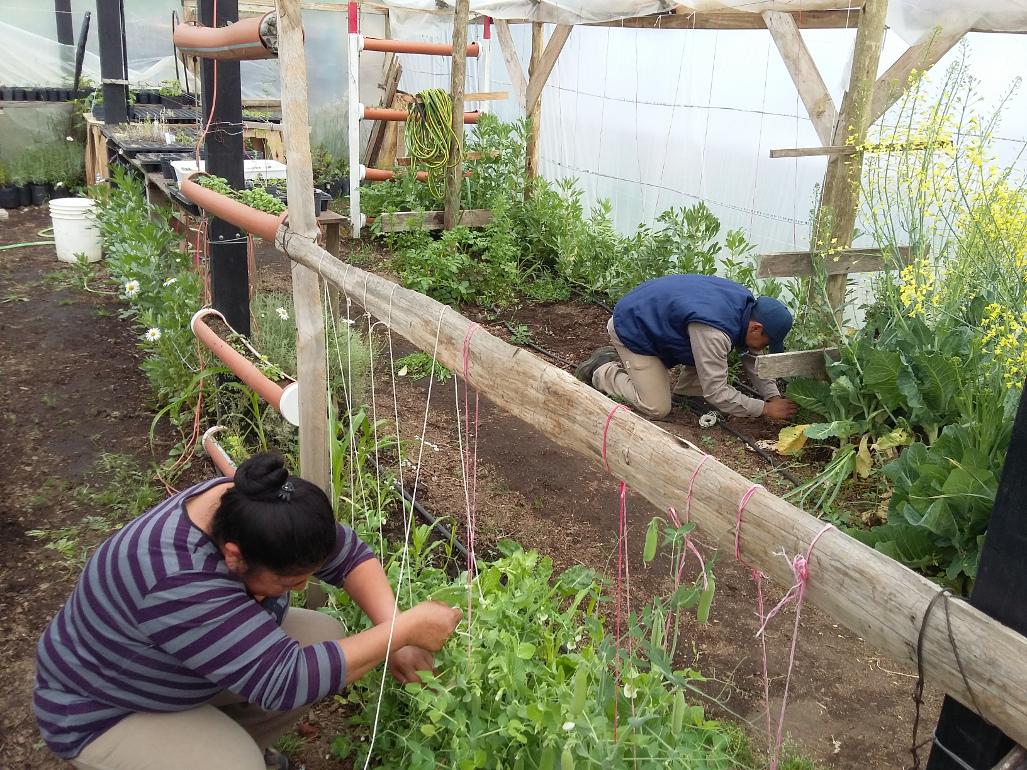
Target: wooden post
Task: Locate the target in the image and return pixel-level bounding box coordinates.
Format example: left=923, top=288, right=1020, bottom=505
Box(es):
left=347, top=1, right=361, bottom=238
left=444, top=0, right=470, bottom=230
left=818, top=0, right=888, bottom=315
left=274, top=228, right=1027, bottom=749
left=276, top=0, right=330, bottom=498
left=200, top=0, right=250, bottom=335
left=494, top=19, right=527, bottom=109
left=524, top=22, right=543, bottom=194
left=55, top=0, right=74, bottom=45
left=928, top=387, right=1027, bottom=767
left=95, top=0, right=129, bottom=124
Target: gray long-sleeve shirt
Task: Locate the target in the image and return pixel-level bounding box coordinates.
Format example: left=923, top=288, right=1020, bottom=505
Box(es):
left=683, top=323, right=780, bottom=418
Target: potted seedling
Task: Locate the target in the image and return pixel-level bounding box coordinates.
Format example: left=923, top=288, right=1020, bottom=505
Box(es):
left=0, top=160, right=19, bottom=209
left=11, top=159, right=31, bottom=207
left=159, top=79, right=193, bottom=110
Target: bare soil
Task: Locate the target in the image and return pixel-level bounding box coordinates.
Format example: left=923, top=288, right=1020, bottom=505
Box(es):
left=0, top=216, right=940, bottom=770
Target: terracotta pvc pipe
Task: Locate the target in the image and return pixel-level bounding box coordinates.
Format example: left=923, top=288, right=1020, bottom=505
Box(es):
left=179, top=173, right=288, bottom=242
left=202, top=426, right=238, bottom=477
left=173, top=14, right=278, bottom=61
left=191, top=309, right=301, bottom=426
left=362, top=167, right=471, bottom=183
left=362, top=107, right=481, bottom=124
left=361, top=36, right=479, bottom=58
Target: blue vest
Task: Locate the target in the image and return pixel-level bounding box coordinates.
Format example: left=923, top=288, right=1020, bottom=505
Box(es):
left=612, top=275, right=755, bottom=367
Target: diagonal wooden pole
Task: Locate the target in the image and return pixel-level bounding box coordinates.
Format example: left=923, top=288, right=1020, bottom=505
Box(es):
left=444, top=0, right=470, bottom=230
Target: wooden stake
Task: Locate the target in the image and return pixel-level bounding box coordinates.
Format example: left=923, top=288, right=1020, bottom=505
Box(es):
left=444, top=0, right=470, bottom=230
left=275, top=0, right=329, bottom=497
left=494, top=20, right=527, bottom=109
left=525, top=22, right=543, bottom=195
left=818, top=0, right=889, bottom=315
left=274, top=227, right=1027, bottom=749
left=525, top=24, right=572, bottom=115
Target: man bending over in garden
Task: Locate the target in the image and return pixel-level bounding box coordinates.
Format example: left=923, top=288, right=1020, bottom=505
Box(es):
left=575, top=274, right=799, bottom=421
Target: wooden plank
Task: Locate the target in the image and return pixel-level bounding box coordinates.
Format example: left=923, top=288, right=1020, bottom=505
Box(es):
left=277, top=0, right=330, bottom=500
left=494, top=19, right=527, bottom=109
left=868, top=26, right=968, bottom=126
left=758, top=246, right=910, bottom=277
left=444, top=0, right=471, bottom=230
left=376, top=209, right=492, bottom=232
left=363, top=53, right=403, bottom=168
left=771, top=146, right=856, bottom=158
left=464, top=90, right=509, bottom=101
left=819, top=0, right=889, bottom=314
left=754, top=348, right=840, bottom=380
left=524, top=24, right=572, bottom=115
left=277, top=225, right=1027, bottom=749
left=590, top=9, right=862, bottom=30
left=763, top=10, right=838, bottom=146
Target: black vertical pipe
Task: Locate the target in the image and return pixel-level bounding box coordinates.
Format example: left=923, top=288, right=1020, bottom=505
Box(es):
left=198, top=0, right=249, bottom=335
left=55, top=0, right=74, bottom=45
left=927, top=385, right=1027, bottom=769
left=95, top=0, right=128, bottom=123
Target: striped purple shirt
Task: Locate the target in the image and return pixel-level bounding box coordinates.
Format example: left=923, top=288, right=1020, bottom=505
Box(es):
left=34, top=477, right=374, bottom=759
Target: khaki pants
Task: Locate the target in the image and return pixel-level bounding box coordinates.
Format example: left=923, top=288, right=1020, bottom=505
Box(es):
left=72, top=608, right=345, bottom=770
left=593, top=317, right=700, bottom=419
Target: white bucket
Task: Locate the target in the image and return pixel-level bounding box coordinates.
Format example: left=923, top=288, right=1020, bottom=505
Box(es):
left=49, top=198, right=102, bottom=263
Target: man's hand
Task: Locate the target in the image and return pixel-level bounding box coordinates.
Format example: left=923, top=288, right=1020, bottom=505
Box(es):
left=388, top=645, right=435, bottom=685
left=762, top=396, right=798, bottom=421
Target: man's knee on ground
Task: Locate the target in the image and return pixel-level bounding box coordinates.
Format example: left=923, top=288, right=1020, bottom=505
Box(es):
left=635, top=398, right=672, bottom=420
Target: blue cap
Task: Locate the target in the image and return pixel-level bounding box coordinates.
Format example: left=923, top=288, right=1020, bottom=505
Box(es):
left=752, top=296, right=793, bottom=354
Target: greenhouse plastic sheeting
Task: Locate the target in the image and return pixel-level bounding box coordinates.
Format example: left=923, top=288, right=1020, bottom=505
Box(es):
left=373, top=0, right=1027, bottom=41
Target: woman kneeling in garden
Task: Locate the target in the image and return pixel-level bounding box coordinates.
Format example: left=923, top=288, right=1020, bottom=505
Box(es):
left=34, top=453, right=462, bottom=770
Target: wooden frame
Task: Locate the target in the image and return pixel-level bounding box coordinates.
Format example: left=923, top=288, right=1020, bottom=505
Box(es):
left=757, top=246, right=910, bottom=277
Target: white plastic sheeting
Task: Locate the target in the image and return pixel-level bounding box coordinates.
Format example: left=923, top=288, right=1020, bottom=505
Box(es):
left=393, top=12, right=1027, bottom=253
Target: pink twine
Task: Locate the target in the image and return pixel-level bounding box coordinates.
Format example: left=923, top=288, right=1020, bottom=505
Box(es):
left=601, top=403, right=630, bottom=473
left=741, top=510, right=835, bottom=770
left=613, top=479, right=629, bottom=740
left=734, top=484, right=764, bottom=564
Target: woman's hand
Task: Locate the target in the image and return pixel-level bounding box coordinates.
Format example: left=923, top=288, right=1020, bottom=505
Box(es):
left=388, top=646, right=436, bottom=684
left=399, top=601, right=463, bottom=652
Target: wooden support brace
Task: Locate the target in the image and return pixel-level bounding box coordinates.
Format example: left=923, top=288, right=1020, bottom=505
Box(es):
left=494, top=19, right=527, bottom=109
left=443, top=0, right=471, bottom=230
left=363, top=53, right=402, bottom=168
left=755, top=348, right=841, bottom=380
left=758, top=246, right=910, bottom=277
left=524, top=24, right=572, bottom=115
left=868, top=25, right=969, bottom=126
left=763, top=10, right=838, bottom=146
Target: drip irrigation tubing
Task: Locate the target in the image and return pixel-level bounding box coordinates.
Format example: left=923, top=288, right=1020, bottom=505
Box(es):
left=674, top=397, right=802, bottom=487
left=1, top=227, right=56, bottom=251
left=501, top=321, right=576, bottom=368
left=394, top=482, right=474, bottom=566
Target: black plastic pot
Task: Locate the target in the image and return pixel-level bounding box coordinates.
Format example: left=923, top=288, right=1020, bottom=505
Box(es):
left=0, top=185, right=19, bottom=209
left=160, top=157, right=177, bottom=181
left=18, top=184, right=31, bottom=206
left=45, top=87, right=59, bottom=101
left=1, top=87, right=12, bottom=101
left=60, top=88, right=72, bottom=101
left=29, top=182, right=52, bottom=206
left=91, top=103, right=104, bottom=119
left=50, top=185, right=72, bottom=200
left=31, top=88, right=43, bottom=101
left=13, top=87, right=26, bottom=100
left=326, top=177, right=350, bottom=198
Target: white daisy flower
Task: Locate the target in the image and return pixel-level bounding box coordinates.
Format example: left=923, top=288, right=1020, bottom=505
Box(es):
left=144, top=328, right=162, bottom=343
left=562, top=721, right=575, bottom=732
left=276, top=307, right=289, bottom=320
left=163, top=277, right=177, bottom=287
left=124, top=280, right=140, bottom=298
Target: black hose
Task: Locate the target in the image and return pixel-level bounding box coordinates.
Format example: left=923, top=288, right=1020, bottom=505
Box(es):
left=394, top=482, right=474, bottom=566
left=501, top=321, right=577, bottom=368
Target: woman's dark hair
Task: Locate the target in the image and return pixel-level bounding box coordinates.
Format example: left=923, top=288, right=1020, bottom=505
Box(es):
left=212, top=453, right=337, bottom=574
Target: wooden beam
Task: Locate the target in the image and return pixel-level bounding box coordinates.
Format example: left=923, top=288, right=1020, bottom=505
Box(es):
left=375, top=209, right=493, bottom=232
left=464, top=90, right=509, bottom=101
left=589, top=9, right=861, bottom=31
left=363, top=53, right=403, bottom=168
left=770, top=146, right=856, bottom=158
left=444, top=0, right=471, bottom=230
left=525, top=22, right=543, bottom=192
left=276, top=225, right=1027, bottom=750
left=868, top=25, right=969, bottom=126
left=763, top=10, right=838, bottom=146
left=494, top=19, right=527, bottom=109
left=758, top=246, right=910, bottom=277
left=754, top=348, right=841, bottom=380
left=524, top=24, right=572, bottom=115
left=277, top=0, right=330, bottom=496
left=819, top=0, right=889, bottom=314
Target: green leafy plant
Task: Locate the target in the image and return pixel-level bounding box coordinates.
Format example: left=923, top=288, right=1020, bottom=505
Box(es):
left=159, top=79, right=183, bottom=98
left=394, top=351, right=452, bottom=383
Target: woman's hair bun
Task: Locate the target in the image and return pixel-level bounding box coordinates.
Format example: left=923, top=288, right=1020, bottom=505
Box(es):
left=233, top=452, right=290, bottom=498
